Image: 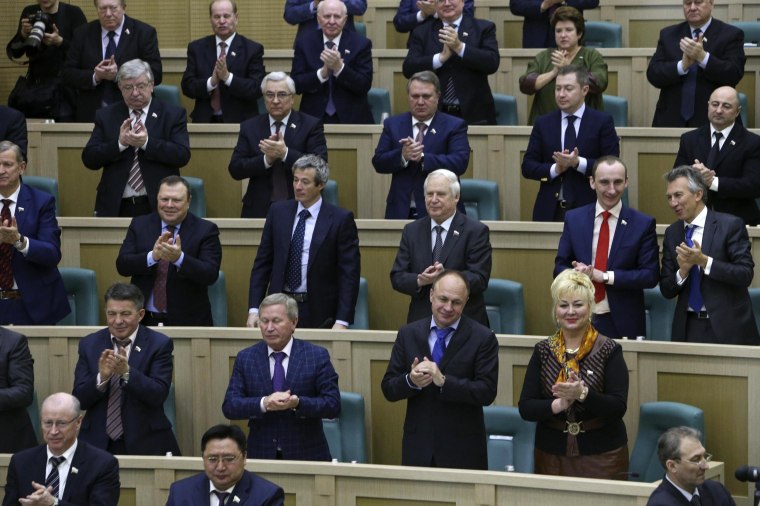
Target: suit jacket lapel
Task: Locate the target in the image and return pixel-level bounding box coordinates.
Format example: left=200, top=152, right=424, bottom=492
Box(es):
left=284, top=111, right=300, bottom=144
left=578, top=205, right=596, bottom=262
left=715, top=125, right=741, bottom=168
left=230, top=471, right=253, bottom=504
left=608, top=206, right=629, bottom=263
left=278, top=202, right=298, bottom=260
left=15, top=184, right=32, bottom=233
left=440, top=318, right=471, bottom=368
left=438, top=213, right=464, bottom=265
left=115, top=16, right=134, bottom=59
left=284, top=339, right=301, bottom=389
left=417, top=217, right=434, bottom=267
left=700, top=210, right=717, bottom=257
left=145, top=100, right=161, bottom=131
left=61, top=442, right=87, bottom=502
left=129, top=326, right=149, bottom=370
left=307, top=205, right=331, bottom=272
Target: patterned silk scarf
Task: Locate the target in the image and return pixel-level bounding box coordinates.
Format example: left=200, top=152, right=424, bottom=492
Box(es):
left=548, top=324, right=599, bottom=385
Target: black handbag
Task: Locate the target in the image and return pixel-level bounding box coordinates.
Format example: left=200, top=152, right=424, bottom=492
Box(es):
left=8, top=74, right=59, bottom=118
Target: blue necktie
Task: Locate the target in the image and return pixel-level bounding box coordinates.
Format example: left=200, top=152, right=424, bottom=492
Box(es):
left=685, top=225, right=704, bottom=312
left=271, top=352, right=286, bottom=392
left=680, top=28, right=701, bottom=123
left=285, top=209, right=310, bottom=290
left=432, top=326, right=454, bottom=365
left=45, top=456, right=65, bottom=499
left=105, top=31, right=116, bottom=59
left=564, top=115, right=577, bottom=151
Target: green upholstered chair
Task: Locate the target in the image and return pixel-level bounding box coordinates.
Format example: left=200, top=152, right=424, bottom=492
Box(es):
left=749, top=288, right=760, bottom=336
left=58, top=267, right=99, bottom=326
left=603, top=94, right=629, bottom=127
left=23, top=175, right=60, bottom=216
left=368, top=87, right=391, bottom=124
left=209, top=270, right=228, bottom=327
left=460, top=179, right=500, bottom=221
left=731, top=22, right=760, bottom=45
left=322, top=391, right=367, bottom=463
left=351, top=277, right=369, bottom=330
left=322, top=179, right=339, bottom=206
left=184, top=176, right=207, bottom=218
left=738, top=92, right=749, bottom=127
left=584, top=21, right=623, bottom=48
left=354, top=21, right=367, bottom=37
left=644, top=286, right=676, bottom=341
left=493, top=93, right=518, bottom=126
left=484, top=279, right=525, bottom=335
left=483, top=405, right=537, bottom=472
left=153, top=84, right=181, bottom=106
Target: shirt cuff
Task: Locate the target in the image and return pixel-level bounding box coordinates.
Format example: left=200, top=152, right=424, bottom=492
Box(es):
left=577, top=157, right=588, bottom=174
left=710, top=177, right=718, bottom=191
left=456, top=43, right=465, bottom=58
left=405, top=373, right=422, bottom=390
left=259, top=397, right=267, bottom=413
left=206, top=77, right=216, bottom=93
left=607, top=271, right=615, bottom=285
left=704, top=257, right=713, bottom=275
left=147, top=251, right=157, bottom=267
left=174, top=252, right=185, bottom=267
left=433, top=54, right=443, bottom=69
left=550, top=164, right=558, bottom=179
left=317, top=69, right=329, bottom=83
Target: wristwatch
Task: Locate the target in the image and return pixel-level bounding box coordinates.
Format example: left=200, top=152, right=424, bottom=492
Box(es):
left=579, top=386, right=589, bottom=402
left=13, top=235, right=25, bottom=250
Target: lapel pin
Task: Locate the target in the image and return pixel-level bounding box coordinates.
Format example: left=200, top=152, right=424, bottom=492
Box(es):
left=17, top=207, right=24, bottom=212
left=125, top=28, right=130, bottom=35
left=463, top=32, right=468, bottom=37
left=430, top=128, right=436, bottom=134
left=730, top=140, right=735, bottom=146
left=587, top=370, right=593, bottom=375
left=233, top=496, right=241, bottom=503
left=344, top=49, right=351, bottom=54
left=151, top=112, right=158, bottom=118
left=231, top=51, right=237, bottom=57
left=71, top=467, right=79, bottom=474
left=290, top=123, right=296, bottom=129
left=621, top=219, right=628, bottom=226
left=135, top=346, right=141, bottom=352
left=453, top=230, right=460, bottom=237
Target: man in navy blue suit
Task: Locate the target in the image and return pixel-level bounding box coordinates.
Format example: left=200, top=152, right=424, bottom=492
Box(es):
left=554, top=156, right=660, bottom=339
left=62, top=0, right=162, bottom=123
left=0, top=106, right=27, bottom=160
left=3, top=392, right=120, bottom=506
left=0, top=141, right=70, bottom=325
left=372, top=71, right=470, bottom=220
left=116, top=176, right=222, bottom=327
left=229, top=72, right=327, bottom=218
left=82, top=59, right=191, bottom=218
left=290, top=0, right=374, bottom=124
left=284, top=0, right=366, bottom=42
left=223, top=293, right=340, bottom=460
left=509, top=0, right=598, bottom=48
left=247, top=154, right=360, bottom=329
left=181, top=0, right=265, bottom=124
left=393, top=0, right=474, bottom=36
left=72, top=282, right=181, bottom=455
left=522, top=65, right=620, bottom=222
left=166, top=424, right=284, bottom=505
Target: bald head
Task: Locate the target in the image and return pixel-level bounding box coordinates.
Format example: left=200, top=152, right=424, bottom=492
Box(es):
left=317, top=0, right=347, bottom=39
left=707, top=86, right=741, bottom=131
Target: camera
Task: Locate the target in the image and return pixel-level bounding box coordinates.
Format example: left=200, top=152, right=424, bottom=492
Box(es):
left=24, top=10, right=53, bottom=54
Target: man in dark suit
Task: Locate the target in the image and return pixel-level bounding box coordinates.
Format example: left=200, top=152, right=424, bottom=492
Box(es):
left=522, top=65, right=620, bottom=222
left=646, top=0, right=745, bottom=128
left=554, top=156, right=660, bottom=339
left=284, top=0, right=366, bottom=42
left=647, top=426, right=735, bottom=506
left=2, top=392, right=120, bottom=506
left=393, top=0, right=474, bottom=36
left=116, top=176, right=222, bottom=327
left=674, top=86, right=760, bottom=226
left=509, top=0, right=598, bottom=48
left=402, top=0, right=499, bottom=125
left=247, top=154, right=360, bottom=329
left=290, top=0, right=374, bottom=124
left=0, top=327, right=37, bottom=453
left=62, top=0, right=162, bottom=123
left=181, top=0, right=265, bottom=124
left=0, top=106, right=27, bottom=160
left=223, top=293, right=340, bottom=460
left=82, top=59, right=191, bottom=218
left=372, top=71, right=470, bottom=220
left=72, top=282, right=182, bottom=455
left=382, top=270, right=498, bottom=470
left=0, top=141, right=70, bottom=325
left=391, top=169, right=491, bottom=326
left=229, top=72, right=327, bottom=218
left=660, top=165, right=759, bottom=345
left=166, top=424, right=284, bottom=506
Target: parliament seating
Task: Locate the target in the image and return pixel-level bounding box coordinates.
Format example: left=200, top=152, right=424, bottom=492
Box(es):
left=484, top=279, right=525, bottom=335
left=584, top=22, right=623, bottom=48
left=22, top=176, right=60, bottom=216
left=460, top=179, right=500, bottom=221
left=322, top=391, right=368, bottom=463
left=483, top=405, right=536, bottom=473
left=185, top=176, right=207, bottom=218
left=153, top=84, right=182, bottom=107
left=58, top=267, right=99, bottom=326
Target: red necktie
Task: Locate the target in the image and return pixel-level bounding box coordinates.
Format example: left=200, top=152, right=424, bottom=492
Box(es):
left=127, top=109, right=145, bottom=192
left=211, top=41, right=227, bottom=114
left=0, top=200, right=14, bottom=289
left=152, top=225, right=176, bottom=313
left=593, top=211, right=610, bottom=303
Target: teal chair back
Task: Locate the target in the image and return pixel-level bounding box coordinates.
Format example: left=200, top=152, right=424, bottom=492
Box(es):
left=731, top=21, right=760, bottom=45
left=603, top=94, right=629, bottom=127
left=322, top=391, right=367, bottom=462
left=460, top=179, right=500, bottom=221
left=23, top=176, right=60, bottom=216
left=368, top=87, right=391, bottom=124
left=26, top=390, right=41, bottom=444
left=483, top=406, right=536, bottom=472
left=629, top=401, right=704, bottom=482
left=58, top=267, right=99, bottom=325
left=322, top=180, right=339, bottom=206
left=584, top=21, right=623, bottom=48
left=738, top=92, right=749, bottom=127
left=749, top=288, right=760, bottom=336
left=210, top=271, right=228, bottom=327
left=351, top=277, right=369, bottom=329
left=153, top=84, right=181, bottom=106
left=644, top=286, right=676, bottom=341
left=354, top=21, right=367, bottom=37
left=484, top=279, right=525, bottom=334
left=184, top=176, right=207, bottom=218
left=164, top=382, right=177, bottom=437
left=493, top=93, right=518, bottom=126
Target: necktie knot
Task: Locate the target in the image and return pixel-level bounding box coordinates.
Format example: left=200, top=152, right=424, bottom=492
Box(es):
left=272, top=351, right=286, bottom=364
left=713, top=131, right=722, bottom=144
left=601, top=210, right=610, bottom=221
left=434, top=326, right=453, bottom=340
left=113, top=337, right=130, bottom=349
left=693, top=28, right=701, bottom=40
left=567, top=115, right=577, bottom=126
left=299, top=209, right=311, bottom=221
left=219, top=41, right=227, bottom=49
left=449, top=23, right=457, bottom=29
left=274, top=121, right=283, bottom=135
left=325, top=40, right=335, bottom=49
left=133, top=109, right=143, bottom=119
left=214, top=490, right=230, bottom=505
left=49, top=456, right=65, bottom=468
left=1, top=199, right=11, bottom=207
left=107, top=31, right=115, bottom=40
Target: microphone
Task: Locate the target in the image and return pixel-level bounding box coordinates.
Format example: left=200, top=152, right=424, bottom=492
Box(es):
left=735, top=466, right=760, bottom=482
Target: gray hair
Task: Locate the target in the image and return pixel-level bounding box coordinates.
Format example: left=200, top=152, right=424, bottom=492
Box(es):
left=117, top=59, right=154, bottom=84
left=260, top=293, right=299, bottom=321
left=41, top=392, right=82, bottom=419
left=408, top=70, right=441, bottom=95
left=292, top=154, right=329, bottom=186
left=261, top=71, right=296, bottom=95
left=317, top=0, right=347, bottom=17
left=0, top=141, right=24, bottom=164
left=424, top=169, right=460, bottom=199
left=664, top=165, right=708, bottom=204
left=657, top=426, right=703, bottom=468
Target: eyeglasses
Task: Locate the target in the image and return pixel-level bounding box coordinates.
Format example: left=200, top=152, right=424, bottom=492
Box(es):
left=264, top=92, right=292, bottom=101
left=120, top=83, right=152, bottom=93
left=677, top=453, right=713, bottom=466
left=42, top=416, right=79, bottom=430
left=204, top=454, right=242, bottom=465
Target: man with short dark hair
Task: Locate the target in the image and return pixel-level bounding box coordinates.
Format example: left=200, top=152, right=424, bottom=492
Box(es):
left=181, top=0, right=266, bottom=124
left=223, top=293, right=340, bottom=460
left=72, top=282, right=181, bottom=455
left=116, top=176, right=222, bottom=326
left=166, top=424, right=284, bottom=505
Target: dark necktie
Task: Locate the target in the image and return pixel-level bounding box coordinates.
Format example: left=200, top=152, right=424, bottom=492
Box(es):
left=705, top=131, right=723, bottom=169
left=106, top=337, right=129, bottom=441
left=442, top=24, right=459, bottom=105
left=127, top=109, right=145, bottom=193
left=432, top=225, right=444, bottom=263
left=213, top=490, right=229, bottom=505
left=45, top=456, right=66, bottom=499
left=432, top=326, right=454, bottom=365
left=680, top=28, right=701, bottom=122
left=415, top=122, right=427, bottom=144
left=593, top=211, right=610, bottom=303
left=685, top=224, right=704, bottom=312
left=104, top=31, right=116, bottom=59
left=325, top=41, right=337, bottom=116
left=690, top=494, right=702, bottom=506
left=271, top=351, right=286, bottom=392
left=152, top=225, right=176, bottom=313
left=564, top=115, right=577, bottom=151
left=0, top=199, right=14, bottom=289
left=285, top=209, right=311, bottom=290
left=270, top=121, right=288, bottom=201
left=210, top=41, right=227, bottom=114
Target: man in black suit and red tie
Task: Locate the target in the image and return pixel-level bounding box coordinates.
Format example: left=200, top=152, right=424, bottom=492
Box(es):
left=181, top=0, right=266, bottom=124
left=229, top=72, right=327, bottom=218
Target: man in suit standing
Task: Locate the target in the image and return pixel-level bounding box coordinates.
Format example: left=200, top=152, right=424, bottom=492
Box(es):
left=402, top=0, right=499, bottom=125
left=647, top=426, right=734, bottom=506
left=166, top=424, right=284, bottom=505
left=247, top=154, right=359, bottom=329
left=674, top=86, right=760, bottom=226
left=72, top=282, right=182, bottom=455
left=393, top=0, right=474, bottom=36
left=284, top=0, right=366, bottom=42
left=646, top=0, right=745, bottom=128
left=0, top=141, right=70, bottom=325
left=509, top=0, right=598, bottom=48
left=522, top=65, right=620, bottom=222
left=116, top=176, right=222, bottom=327
left=372, top=71, right=470, bottom=220
left=223, top=293, right=340, bottom=460
left=229, top=72, right=327, bottom=218
left=661, top=165, right=759, bottom=345
left=554, top=156, right=660, bottom=339
left=382, top=270, right=498, bottom=470
left=181, top=0, right=265, bottom=124
left=290, top=0, right=374, bottom=124
left=0, top=106, right=27, bottom=160
left=82, top=59, right=191, bottom=218
left=390, top=169, right=491, bottom=326
left=0, top=326, right=37, bottom=453
left=62, top=0, right=162, bottom=123
left=2, top=392, right=120, bottom=506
